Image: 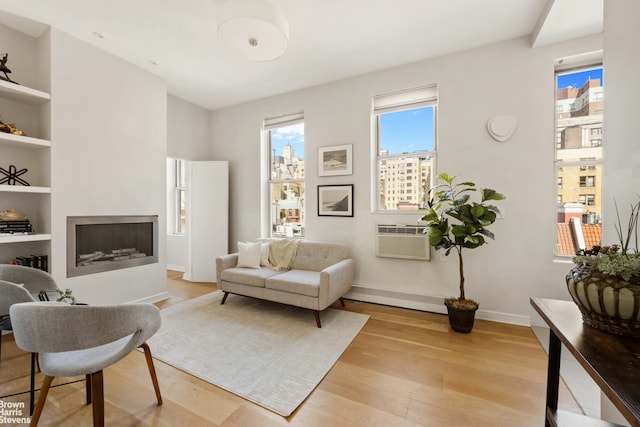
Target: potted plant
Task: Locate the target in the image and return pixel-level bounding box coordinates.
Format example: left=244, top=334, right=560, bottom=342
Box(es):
left=420, top=172, right=505, bottom=333
left=567, top=199, right=640, bottom=337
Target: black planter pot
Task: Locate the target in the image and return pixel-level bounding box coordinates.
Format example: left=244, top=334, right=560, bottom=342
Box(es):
left=445, top=300, right=479, bottom=333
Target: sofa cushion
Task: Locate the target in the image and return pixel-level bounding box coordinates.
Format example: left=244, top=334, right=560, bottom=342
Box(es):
left=221, top=267, right=280, bottom=288
left=265, top=270, right=321, bottom=297
left=291, top=241, right=348, bottom=272
left=237, top=241, right=262, bottom=268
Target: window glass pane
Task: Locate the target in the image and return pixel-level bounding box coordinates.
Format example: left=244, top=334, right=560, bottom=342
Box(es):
left=176, top=188, right=186, bottom=234
left=378, top=154, right=433, bottom=210
left=270, top=182, right=304, bottom=237
left=379, top=106, right=435, bottom=155
left=376, top=104, right=435, bottom=211
left=270, top=123, right=304, bottom=180
left=268, top=121, right=304, bottom=237
left=555, top=66, right=603, bottom=256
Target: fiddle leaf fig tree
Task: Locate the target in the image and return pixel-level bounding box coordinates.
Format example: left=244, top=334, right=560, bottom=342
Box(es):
left=420, top=172, right=505, bottom=307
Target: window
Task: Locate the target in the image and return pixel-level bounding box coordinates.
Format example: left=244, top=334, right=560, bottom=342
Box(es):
left=168, top=158, right=186, bottom=234
left=555, top=61, right=603, bottom=256
left=265, top=112, right=305, bottom=237
left=579, top=194, right=596, bottom=206
left=580, top=176, right=595, bottom=187
left=373, top=85, right=437, bottom=211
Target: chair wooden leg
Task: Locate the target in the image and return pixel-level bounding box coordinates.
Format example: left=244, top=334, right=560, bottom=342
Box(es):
left=30, top=353, right=37, bottom=415
left=221, top=292, right=229, bottom=305
left=30, top=375, right=54, bottom=427
left=140, top=343, right=163, bottom=405
left=339, top=297, right=346, bottom=307
left=314, top=311, right=322, bottom=328
left=90, top=371, right=104, bottom=427
left=85, top=373, right=92, bottom=404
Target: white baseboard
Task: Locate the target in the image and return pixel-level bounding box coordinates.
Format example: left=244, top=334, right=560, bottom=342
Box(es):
left=346, top=286, right=447, bottom=314
left=346, top=285, right=531, bottom=326
left=167, top=265, right=185, bottom=272
left=130, top=291, right=170, bottom=304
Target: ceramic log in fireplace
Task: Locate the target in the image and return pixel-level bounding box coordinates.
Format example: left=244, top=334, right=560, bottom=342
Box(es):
left=67, top=215, right=158, bottom=277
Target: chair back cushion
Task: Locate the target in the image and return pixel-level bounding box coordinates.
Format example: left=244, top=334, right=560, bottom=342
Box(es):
left=0, top=280, right=35, bottom=316
left=10, top=303, right=161, bottom=354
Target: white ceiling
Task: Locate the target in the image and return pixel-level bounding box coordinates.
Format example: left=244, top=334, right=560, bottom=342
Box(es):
left=0, top=0, right=602, bottom=111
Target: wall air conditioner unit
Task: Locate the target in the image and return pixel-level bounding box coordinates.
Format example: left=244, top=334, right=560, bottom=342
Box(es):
left=375, top=224, right=430, bottom=261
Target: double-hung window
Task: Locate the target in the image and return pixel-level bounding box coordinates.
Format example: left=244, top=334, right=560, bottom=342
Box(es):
left=373, top=85, right=437, bottom=212
left=265, top=112, right=305, bottom=237
left=555, top=60, right=603, bottom=255
left=168, top=158, right=186, bottom=234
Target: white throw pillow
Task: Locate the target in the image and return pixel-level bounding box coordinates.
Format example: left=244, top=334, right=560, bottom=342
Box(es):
left=259, top=241, right=271, bottom=267
left=237, top=241, right=262, bottom=268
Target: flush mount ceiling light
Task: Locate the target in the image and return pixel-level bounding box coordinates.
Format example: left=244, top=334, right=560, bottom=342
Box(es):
left=217, top=0, right=289, bottom=61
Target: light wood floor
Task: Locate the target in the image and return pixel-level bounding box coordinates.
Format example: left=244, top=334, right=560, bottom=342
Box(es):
left=0, top=270, right=581, bottom=426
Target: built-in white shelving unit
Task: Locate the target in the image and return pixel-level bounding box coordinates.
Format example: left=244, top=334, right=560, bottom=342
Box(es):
left=0, top=28, right=52, bottom=261
left=0, top=78, right=49, bottom=104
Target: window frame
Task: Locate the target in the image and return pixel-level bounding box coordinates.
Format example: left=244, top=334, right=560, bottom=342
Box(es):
left=372, top=85, right=438, bottom=213
left=554, top=58, right=603, bottom=257
left=167, top=158, right=186, bottom=235
left=264, top=112, right=305, bottom=238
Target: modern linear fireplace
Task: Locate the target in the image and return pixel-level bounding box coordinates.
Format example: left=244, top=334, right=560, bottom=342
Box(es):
left=67, top=215, right=159, bottom=277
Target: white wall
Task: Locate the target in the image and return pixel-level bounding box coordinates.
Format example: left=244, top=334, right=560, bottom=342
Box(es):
left=166, top=94, right=214, bottom=271
left=599, top=1, right=640, bottom=425
left=210, top=34, right=605, bottom=324
left=49, top=28, right=168, bottom=305
left=602, top=0, right=640, bottom=242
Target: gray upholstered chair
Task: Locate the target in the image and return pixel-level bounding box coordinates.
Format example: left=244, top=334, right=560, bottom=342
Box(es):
left=0, top=264, right=58, bottom=362
left=10, top=302, right=163, bottom=427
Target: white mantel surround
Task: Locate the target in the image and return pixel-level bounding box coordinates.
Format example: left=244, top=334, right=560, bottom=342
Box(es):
left=47, top=29, right=168, bottom=304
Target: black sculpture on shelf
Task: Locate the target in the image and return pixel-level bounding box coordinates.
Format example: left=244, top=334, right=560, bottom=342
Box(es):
left=0, top=164, right=29, bottom=186
left=0, top=53, right=18, bottom=84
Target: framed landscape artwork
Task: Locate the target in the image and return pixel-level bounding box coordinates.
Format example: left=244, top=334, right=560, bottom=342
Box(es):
left=317, top=184, right=353, bottom=217
left=318, top=144, right=352, bottom=176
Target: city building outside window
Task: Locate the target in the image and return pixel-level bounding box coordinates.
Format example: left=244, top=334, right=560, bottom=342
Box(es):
left=555, top=62, right=603, bottom=256
left=373, top=85, right=437, bottom=212
left=265, top=112, right=305, bottom=237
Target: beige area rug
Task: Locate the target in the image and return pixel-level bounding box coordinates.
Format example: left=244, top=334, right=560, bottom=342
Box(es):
left=147, top=291, right=369, bottom=416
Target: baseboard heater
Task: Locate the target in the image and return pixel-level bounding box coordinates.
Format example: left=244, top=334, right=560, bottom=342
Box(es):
left=375, top=224, right=430, bottom=261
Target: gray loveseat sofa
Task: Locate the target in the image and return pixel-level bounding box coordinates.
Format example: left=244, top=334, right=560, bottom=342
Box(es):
left=215, top=240, right=355, bottom=327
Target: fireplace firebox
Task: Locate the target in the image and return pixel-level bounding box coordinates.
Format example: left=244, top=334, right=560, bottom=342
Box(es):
left=67, top=215, right=158, bottom=277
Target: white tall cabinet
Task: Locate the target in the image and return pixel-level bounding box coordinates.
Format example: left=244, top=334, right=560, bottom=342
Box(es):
left=184, top=161, right=228, bottom=282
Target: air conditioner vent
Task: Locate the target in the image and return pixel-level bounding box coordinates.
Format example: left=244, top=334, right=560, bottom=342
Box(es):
left=376, top=224, right=430, bottom=261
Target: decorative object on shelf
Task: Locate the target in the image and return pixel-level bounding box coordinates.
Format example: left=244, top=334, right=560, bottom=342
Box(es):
left=12, top=254, right=47, bottom=271
left=317, top=184, right=354, bottom=217
left=0, top=208, right=27, bottom=221
left=0, top=164, right=29, bottom=186
left=318, top=144, right=353, bottom=177
left=567, top=199, right=640, bottom=337
left=0, top=117, right=26, bottom=135
left=217, top=0, right=289, bottom=61
left=420, top=172, right=505, bottom=333
left=1, top=218, right=33, bottom=234
left=0, top=53, right=18, bottom=84
left=487, top=115, right=517, bottom=142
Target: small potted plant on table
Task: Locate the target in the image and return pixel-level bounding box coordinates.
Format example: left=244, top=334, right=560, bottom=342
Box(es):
left=420, top=172, right=505, bottom=333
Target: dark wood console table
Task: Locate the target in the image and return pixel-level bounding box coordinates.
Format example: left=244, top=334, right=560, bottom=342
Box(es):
left=531, top=298, right=640, bottom=427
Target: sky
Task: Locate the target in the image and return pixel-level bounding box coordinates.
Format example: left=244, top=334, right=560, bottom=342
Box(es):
left=557, top=67, right=603, bottom=89
left=379, top=105, right=435, bottom=155
left=272, top=123, right=304, bottom=159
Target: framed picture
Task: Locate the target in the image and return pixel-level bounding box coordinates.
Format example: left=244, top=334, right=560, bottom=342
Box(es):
left=318, top=185, right=354, bottom=217
left=318, top=144, right=353, bottom=176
